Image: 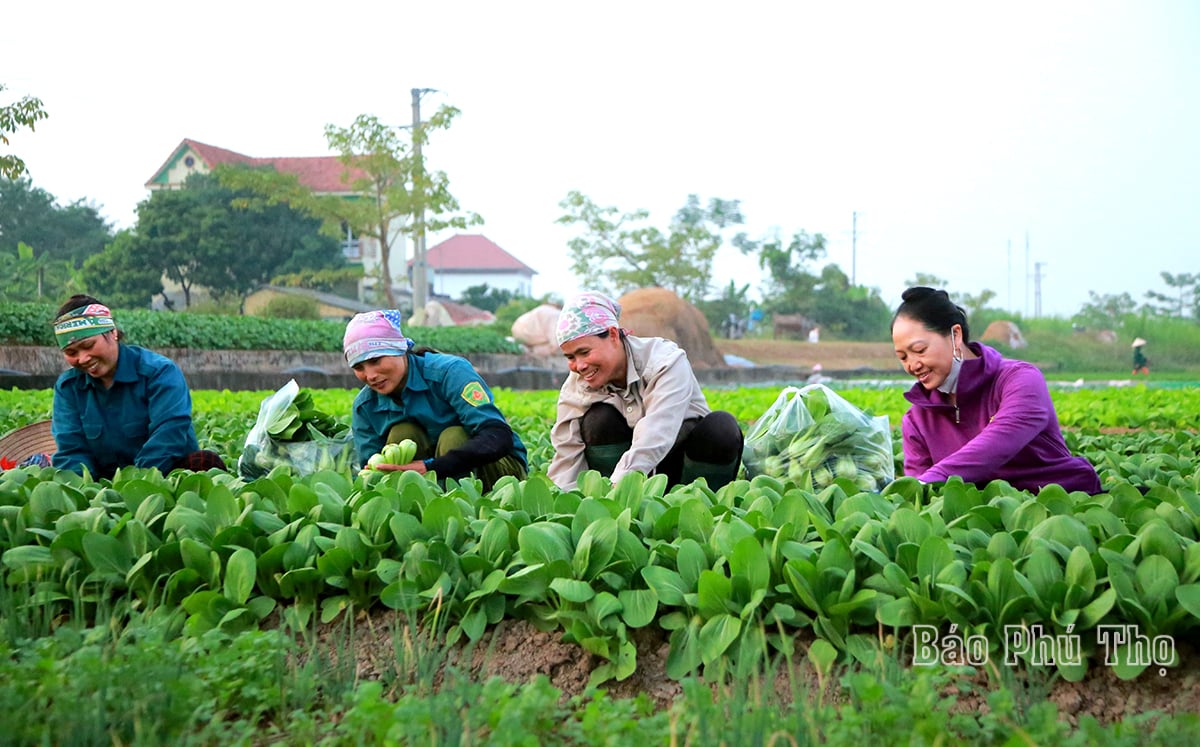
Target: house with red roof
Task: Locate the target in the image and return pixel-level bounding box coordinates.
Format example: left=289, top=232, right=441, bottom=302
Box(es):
left=415, top=234, right=537, bottom=300
left=145, top=141, right=538, bottom=310
left=145, top=138, right=394, bottom=273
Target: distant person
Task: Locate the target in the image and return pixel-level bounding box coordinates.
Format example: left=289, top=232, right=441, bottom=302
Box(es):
left=345, top=309, right=527, bottom=491
left=547, top=291, right=743, bottom=491
left=723, top=312, right=744, bottom=339
left=748, top=306, right=764, bottom=333
left=891, top=286, right=1101, bottom=494
left=808, top=325, right=820, bottom=343
left=50, top=294, right=226, bottom=478
left=806, top=363, right=832, bottom=386
left=1132, top=338, right=1150, bottom=375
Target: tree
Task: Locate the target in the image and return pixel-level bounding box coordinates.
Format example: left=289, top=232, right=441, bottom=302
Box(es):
left=557, top=192, right=744, bottom=302
left=82, top=230, right=164, bottom=309
left=0, top=241, right=84, bottom=303
left=736, top=229, right=893, bottom=340
left=458, top=283, right=516, bottom=313
left=734, top=228, right=827, bottom=310
left=0, top=177, right=112, bottom=268
left=0, top=84, right=48, bottom=180
left=805, top=264, right=892, bottom=339
left=270, top=267, right=363, bottom=297
left=219, top=106, right=479, bottom=310
left=1145, top=272, right=1198, bottom=320
left=696, top=280, right=752, bottom=336
left=1072, top=291, right=1139, bottom=329
left=126, top=173, right=340, bottom=309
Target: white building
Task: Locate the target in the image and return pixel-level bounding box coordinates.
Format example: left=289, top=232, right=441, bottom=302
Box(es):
left=415, top=234, right=537, bottom=299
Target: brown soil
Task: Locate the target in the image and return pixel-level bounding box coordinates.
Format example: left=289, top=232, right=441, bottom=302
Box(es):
left=718, top=339, right=901, bottom=371
left=315, top=609, right=1200, bottom=728
left=300, top=339, right=1198, bottom=725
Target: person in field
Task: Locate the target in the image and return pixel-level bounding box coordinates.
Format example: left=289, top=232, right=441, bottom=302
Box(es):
left=547, top=291, right=743, bottom=491
left=50, top=294, right=226, bottom=478
left=1131, top=337, right=1150, bottom=375
left=344, top=309, right=527, bottom=490
left=891, top=286, right=1101, bottom=494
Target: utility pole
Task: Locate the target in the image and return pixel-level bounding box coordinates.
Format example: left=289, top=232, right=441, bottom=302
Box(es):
left=1034, top=261, right=1047, bottom=318
left=851, top=211, right=858, bottom=286
left=1024, top=232, right=1030, bottom=317
left=1006, top=238, right=1012, bottom=313
left=410, top=87, right=436, bottom=318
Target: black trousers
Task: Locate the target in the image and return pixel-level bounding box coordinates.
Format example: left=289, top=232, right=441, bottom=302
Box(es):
left=579, top=403, right=743, bottom=486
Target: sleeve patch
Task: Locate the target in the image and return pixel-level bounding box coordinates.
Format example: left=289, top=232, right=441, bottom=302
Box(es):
left=460, top=381, right=490, bottom=406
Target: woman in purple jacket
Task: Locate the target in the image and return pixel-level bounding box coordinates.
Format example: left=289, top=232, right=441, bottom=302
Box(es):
left=891, top=287, right=1101, bottom=494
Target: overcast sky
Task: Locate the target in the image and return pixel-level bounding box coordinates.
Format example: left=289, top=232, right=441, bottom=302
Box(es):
left=4, top=1, right=1197, bottom=319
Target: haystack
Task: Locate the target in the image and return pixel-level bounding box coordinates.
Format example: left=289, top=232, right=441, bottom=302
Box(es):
left=511, top=304, right=563, bottom=356
left=617, top=288, right=725, bottom=368
left=980, top=320, right=1027, bottom=349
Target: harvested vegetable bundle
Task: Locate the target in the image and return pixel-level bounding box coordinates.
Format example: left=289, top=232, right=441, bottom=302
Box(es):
left=743, top=384, right=894, bottom=491
left=264, top=388, right=346, bottom=442
left=238, top=379, right=356, bottom=479
left=360, top=439, right=418, bottom=476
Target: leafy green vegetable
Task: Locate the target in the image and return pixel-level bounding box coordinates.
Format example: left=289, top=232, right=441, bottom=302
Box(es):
left=744, top=384, right=894, bottom=491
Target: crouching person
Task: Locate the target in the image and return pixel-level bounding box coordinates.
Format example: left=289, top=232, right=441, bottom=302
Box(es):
left=345, top=310, right=527, bottom=491
left=51, top=294, right=226, bottom=479
left=547, top=291, right=743, bottom=491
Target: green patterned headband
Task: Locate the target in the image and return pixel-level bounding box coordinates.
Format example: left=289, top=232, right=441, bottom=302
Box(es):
left=53, top=303, right=116, bottom=349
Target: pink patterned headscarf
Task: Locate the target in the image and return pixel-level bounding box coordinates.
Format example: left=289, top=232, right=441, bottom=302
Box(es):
left=556, top=291, right=622, bottom=347
left=343, top=310, right=413, bottom=367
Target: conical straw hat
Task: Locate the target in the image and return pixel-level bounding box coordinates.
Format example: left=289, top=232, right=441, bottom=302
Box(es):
left=0, top=420, right=57, bottom=465
left=1132, top=338, right=1147, bottom=348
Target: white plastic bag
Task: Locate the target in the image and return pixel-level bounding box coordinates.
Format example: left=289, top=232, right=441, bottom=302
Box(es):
left=237, top=379, right=357, bottom=479
left=742, top=384, right=894, bottom=491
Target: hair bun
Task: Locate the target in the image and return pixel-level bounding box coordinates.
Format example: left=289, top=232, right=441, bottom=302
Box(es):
left=901, top=286, right=945, bottom=302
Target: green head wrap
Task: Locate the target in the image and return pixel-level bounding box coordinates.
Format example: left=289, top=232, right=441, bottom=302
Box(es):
left=53, top=303, right=116, bottom=349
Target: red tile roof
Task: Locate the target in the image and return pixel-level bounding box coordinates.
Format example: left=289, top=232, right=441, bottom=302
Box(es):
left=147, top=138, right=364, bottom=194
left=420, top=234, right=536, bottom=274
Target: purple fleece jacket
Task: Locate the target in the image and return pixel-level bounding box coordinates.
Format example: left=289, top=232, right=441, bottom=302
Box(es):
left=901, top=342, right=1102, bottom=494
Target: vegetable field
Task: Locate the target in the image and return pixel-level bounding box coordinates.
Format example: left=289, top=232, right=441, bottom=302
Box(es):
left=1, top=384, right=1199, bottom=745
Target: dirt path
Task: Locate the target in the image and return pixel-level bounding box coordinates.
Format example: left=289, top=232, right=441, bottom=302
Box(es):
left=718, top=338, right=901, bottom=371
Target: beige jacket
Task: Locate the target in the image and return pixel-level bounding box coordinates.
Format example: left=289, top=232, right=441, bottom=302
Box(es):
left=547, top=335, right=710, bottom=489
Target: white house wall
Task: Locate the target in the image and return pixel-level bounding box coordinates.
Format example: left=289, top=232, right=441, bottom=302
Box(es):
left=357, top=219, right=409, bottom=281
left=432, top=271, right=533, bottom=299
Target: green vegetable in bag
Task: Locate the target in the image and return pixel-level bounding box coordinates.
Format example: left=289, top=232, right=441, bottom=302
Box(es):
left=743, top=384, right=894, bottom=492
left=238, top=379, right=356, bottom=480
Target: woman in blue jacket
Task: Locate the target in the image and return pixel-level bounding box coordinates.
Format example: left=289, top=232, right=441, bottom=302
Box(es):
left=51, top=294, right=226, bottom=478
left=891, top=287, right=1101, bottom=494
left=345, top=309, right=527, bottom=491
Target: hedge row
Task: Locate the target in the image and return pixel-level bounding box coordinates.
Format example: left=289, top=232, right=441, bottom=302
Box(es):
left=0, top=302, right=523, bottom=355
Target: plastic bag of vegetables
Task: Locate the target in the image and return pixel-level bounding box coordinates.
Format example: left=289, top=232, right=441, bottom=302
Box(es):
left=742, top=384, right=894, bottom=492
left=237, top=379, right=357, bottom=480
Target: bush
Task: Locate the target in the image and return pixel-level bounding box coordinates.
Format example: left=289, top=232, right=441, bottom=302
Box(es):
left=261, top=295, right=320, bottom=320
left=0, top=301, right=523, bottom=354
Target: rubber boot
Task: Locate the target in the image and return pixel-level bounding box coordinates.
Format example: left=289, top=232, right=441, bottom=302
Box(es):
left=583, top=442, right=631, bottom=478
left=680, top=455, right=741, bottom=491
